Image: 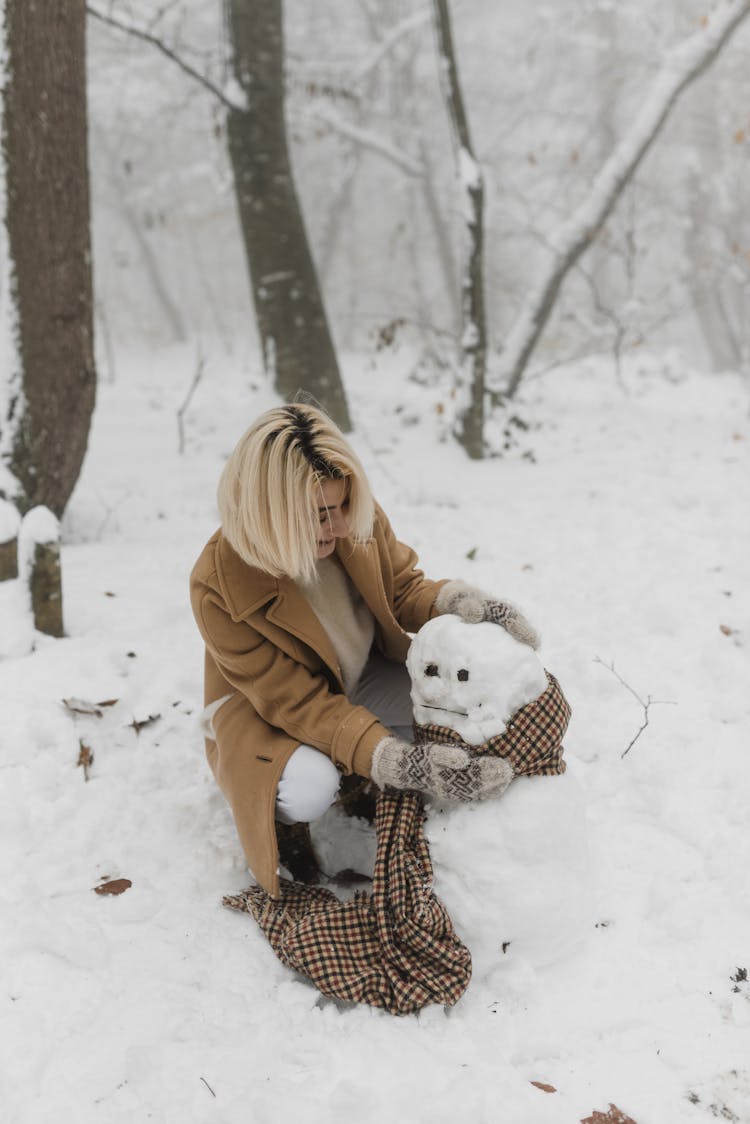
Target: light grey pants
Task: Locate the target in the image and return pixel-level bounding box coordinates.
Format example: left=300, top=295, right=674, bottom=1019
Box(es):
left=275, top=650, right=412, bottom=824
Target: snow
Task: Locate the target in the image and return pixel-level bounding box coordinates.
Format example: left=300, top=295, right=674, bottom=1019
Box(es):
left=1, top=345, right=749, bottom=1123
left=0, top=496, right=19, bottom=541
left=0, top=3, right=23, bottom=488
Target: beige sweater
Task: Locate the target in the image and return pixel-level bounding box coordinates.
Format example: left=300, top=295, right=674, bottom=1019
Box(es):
left=299, top=557, right=375, bottom=694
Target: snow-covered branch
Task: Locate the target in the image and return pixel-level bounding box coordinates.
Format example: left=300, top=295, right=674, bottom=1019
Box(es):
left=495, top=0, right=750, bottom=399
left=86, top=5, right=245, bottom=112
left=351, top=9, right=432, bottom=84
left=304, top=106, right=423, bottom=177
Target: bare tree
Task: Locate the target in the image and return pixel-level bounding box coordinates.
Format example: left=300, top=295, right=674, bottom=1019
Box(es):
left=1, top=0, right=97, bottom=517
left=496, top=0, right=750, bottom=400
left=431, top=0, right=486, bottom=459
left=224, top=0, right=351, bottom=430
left=87, top=1, right=352, bottom=431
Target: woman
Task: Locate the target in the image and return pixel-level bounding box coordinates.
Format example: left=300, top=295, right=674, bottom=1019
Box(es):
left=190, top=403, right=538, bottom=898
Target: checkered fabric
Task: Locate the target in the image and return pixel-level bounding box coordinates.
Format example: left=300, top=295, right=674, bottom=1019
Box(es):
left=414, top=670, right=571, bottom=777
left=223, top=790, right=472, bottom=1015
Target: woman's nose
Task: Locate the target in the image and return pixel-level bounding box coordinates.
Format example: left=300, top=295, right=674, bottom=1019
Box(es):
left=329, top=509, right=349, bottom=537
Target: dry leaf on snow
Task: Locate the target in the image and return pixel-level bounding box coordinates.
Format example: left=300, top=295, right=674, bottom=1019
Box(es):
left=94, top=878, right=132, bottom=896
left=581, top=1104, right=637, bottom=1124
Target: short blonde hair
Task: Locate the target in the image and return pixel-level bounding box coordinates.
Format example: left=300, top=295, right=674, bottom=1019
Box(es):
left=217, top=404, right=375, bottom=582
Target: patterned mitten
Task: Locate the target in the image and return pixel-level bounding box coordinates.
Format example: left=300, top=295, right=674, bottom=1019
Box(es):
left=435, top=579, right=541, bottom=649
left=371, top=736, right=514, bottom=803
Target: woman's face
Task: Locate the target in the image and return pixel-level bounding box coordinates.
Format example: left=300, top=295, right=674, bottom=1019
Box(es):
left=315, top=477, right=350, bottom=559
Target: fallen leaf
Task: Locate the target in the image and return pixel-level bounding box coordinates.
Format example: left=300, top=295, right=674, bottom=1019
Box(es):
left=128, top=714, right=160, bottom=735
left=104, top=591, right=116, bottom=598
left=96, top=698, right=119, bottom=708
left=581, top=1104, right=637, bottom=1124
left=466, top=546, right=478, bottom=561
left=719, top=624, right=735, bottom=636
left=531, top=1081, right=557, bottom=1093
left=77, top=741, right=94, bottom=781
left=62, top=697, right=103, bottom=718
left=94, top=878, right=132, bottom=896
left=734, top=129, right=746, bottom=144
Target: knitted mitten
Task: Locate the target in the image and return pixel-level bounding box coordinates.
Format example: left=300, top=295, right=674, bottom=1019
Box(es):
left=435, top=580, right=541, bottom=650
left=371, top=736, right=514, bottom=803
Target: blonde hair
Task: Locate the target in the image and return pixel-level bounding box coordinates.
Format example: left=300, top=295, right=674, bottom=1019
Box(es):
left=217, top=404, right=375, bottom=582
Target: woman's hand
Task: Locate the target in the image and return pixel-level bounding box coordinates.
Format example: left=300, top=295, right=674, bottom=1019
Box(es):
left=371, top=735, right=513, bottom=803
left=435, top=580, right=541, bottom=649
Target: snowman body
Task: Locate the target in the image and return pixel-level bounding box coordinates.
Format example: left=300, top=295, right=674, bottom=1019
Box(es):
left=406, top=616, right=592, bottom=975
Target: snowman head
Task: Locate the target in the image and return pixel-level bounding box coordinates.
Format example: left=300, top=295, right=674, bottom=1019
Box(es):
left=406, top=615, right=548, bottom=746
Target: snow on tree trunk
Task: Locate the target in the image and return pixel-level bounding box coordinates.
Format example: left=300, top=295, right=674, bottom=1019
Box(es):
left=224, top=0, right=352, bottom=433
left=19, top=505, right=63, bottom=637
left=1, top=0, right=97, bottom=516
left=0, top=496, right=19, bottom=580
left=496, top=0, right=750, bottom=400
left=0, top=2, right=23, bottom=515
left=432, top=0, right=486, bottom=460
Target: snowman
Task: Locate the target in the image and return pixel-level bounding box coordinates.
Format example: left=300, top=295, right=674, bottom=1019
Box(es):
left=406, top=615, right=593, bottom=978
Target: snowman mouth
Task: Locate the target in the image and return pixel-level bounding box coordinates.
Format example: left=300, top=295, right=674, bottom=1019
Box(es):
left=419, top=703, right=470, bottom=718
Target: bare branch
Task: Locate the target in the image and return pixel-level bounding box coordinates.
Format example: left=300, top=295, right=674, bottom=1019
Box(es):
left=86, top=5, right=241, bottom=112
left=177, top=352, right=207, bottom=455
left=352, top=8, right=432, bottom=84
left=594, top=657, right=676, bottom=758
left=303, top=106, right=423, bottom=177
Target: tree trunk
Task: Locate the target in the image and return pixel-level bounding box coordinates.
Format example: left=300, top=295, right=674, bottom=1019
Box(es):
left=432, top=0, right=487, bottom=459
left=224, top=0, right=351, bottom=432
left=1, top=0, right=97, bottom=517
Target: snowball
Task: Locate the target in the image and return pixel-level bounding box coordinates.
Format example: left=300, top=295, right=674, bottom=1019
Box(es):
left=407, top=616, right=547, bottom=745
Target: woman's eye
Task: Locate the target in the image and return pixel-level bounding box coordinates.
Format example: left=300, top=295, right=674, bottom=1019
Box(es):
left=457, top=669, right=469, bottom=681
left=425, top=664, right=439, bottom=677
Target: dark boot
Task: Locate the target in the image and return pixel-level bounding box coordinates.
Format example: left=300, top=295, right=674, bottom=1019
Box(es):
left=275, top=820, right=322, bottom=885
left=337, top=773, right=378, bottom=824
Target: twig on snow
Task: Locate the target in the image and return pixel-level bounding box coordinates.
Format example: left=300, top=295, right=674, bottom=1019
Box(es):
left=177, top=352, right=207, bottom=455
left=594, top=656, right=676, bottom=758
left=200, top=1077, right=216, bottom=1098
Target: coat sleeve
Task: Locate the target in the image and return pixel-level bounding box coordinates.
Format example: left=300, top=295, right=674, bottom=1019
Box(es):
left=194, top=587, right=387, bottom=777
left=375, top=504, right=448, bottom=634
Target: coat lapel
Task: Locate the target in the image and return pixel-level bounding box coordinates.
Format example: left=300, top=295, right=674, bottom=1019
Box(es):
left=214, top=532, right=344, bottom=689
left=266, top=581, right=344, bottom=691
left=336, top=535, right=391, bottom=630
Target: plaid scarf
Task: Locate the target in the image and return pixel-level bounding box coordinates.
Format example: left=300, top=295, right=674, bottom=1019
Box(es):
left=414, top=670, right=570, bottom=777
left=224, top=790, right=472, bottom=1015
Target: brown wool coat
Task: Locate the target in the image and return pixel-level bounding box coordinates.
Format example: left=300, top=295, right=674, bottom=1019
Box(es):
left=189, top=504, right=446, bottom=899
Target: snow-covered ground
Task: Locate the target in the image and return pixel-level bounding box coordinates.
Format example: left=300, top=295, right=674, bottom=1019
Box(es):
left=1, top=346, right=748, bottom=1124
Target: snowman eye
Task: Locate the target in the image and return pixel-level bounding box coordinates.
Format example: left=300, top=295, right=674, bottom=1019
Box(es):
left=457, top=668, right=469, bottom=681
left=425, top=664, right=439, bottom=677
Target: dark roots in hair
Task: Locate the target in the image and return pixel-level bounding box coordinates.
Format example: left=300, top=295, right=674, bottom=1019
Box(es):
left=270, top=405, right=343, bottom=479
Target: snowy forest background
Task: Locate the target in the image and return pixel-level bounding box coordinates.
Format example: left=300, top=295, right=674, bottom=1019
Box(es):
left=1, top=3, right=750, bottom=1123
left=87, top=0, right=750, bottom=380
